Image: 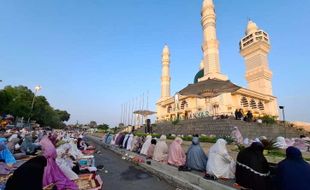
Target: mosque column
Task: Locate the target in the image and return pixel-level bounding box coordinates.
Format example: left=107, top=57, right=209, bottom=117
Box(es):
left=160, top=45, right=171, bottom=100
left=199, top=0, right=227, bottom=81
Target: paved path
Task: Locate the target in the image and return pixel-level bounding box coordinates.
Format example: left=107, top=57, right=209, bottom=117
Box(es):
left=87, top=138, right=176, bottom=190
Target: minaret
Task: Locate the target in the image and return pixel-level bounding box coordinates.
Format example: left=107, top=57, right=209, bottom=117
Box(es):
left=240, top=20, right=273, bottom=95
left=160, top=45, right=171, bottom=100
left=199, top=0, right=227, bottom=81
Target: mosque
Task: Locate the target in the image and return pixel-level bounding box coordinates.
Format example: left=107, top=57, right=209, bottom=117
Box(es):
left=156, top=0, right=279, bottom=121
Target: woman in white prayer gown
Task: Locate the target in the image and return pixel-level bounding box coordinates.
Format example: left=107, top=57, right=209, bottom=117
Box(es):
left=56, top=144, right=79, bottom=180
left=153, top=135, right=168, bottom=162
left=140, top=135, right=152, bottom=155
left=275, top=136, right=288, bottom=149
left=206, top=139, right=235, bottom=179
left=126, top=134, right=134, bottom=151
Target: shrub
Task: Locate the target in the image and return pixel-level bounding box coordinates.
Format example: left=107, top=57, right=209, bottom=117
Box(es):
left=171, top=118, right=180, bottom=125
left=199, top=136, right=217, bottom=143
left=259, top=115, right=277, bottom=124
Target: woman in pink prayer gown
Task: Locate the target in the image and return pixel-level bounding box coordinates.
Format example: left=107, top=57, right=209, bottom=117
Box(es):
left=40, top=136, right=78, bottom=190
left=168, top=137, right=186, bottom=167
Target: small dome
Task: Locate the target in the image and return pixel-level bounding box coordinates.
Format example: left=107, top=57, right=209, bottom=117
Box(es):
left=163, top=44, right=169, bottom=54
left=246, top=20, right=259, bottom=35
left=194, top=69, right=204, bottom=83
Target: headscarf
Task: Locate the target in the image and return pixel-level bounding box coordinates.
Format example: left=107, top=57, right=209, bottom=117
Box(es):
left=122, top=134, right=130, bottom=148
left=0, top=140, right=16, bottom=165
left=235, top=142, right=270, bottom=190
left=147, top=139, right=157, bottom=159
left=275, top=136, right=287, bottom=149
left=140, top=135, right=152, bottom=155
left=293, top=138, right=307, bottom=152
left=20, top=135, right=36, bottom=155
left=231, top=127, right=243, bottom=144
left=56, top=144, right=79, bottom=180
left=168, top=137, right=186, bottom=166
left=126, top=134, right=134, bottom=151
left=185, top=137, right=207, bottom=171
left=153, top=135, right=168, bottom=162
left=132, top=136, right=143, bottom=152
left=130, top=136, right=138, bottom=151
left=40, top=136, right=78, bottom=190
left=5, top=156, right=47, bottom=190
left=111, top=133, right=119, bottom=145
left=275, top=146, right=310, bottom=190
left=106, top=134, right=113, bottom=145
left=206, top=139, right=235, bottom=179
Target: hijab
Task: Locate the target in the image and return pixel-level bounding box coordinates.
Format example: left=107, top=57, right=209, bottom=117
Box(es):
left=21, top=135, right=36, bottom=155
left=40, top=136, right=78, bottom=190
left=185, top=137, right=207, bottom=171
left=126, top=134, right=134, bottom=150
left=275, top=146, right=310, bottom=190
left=207, top=139, right=235, bottom=179
left=236, top=142, right=270, bottom=190
left=231, top=127, right=243, bottom=144
left=153, top=135, right=168, bottom=162
left=5, top=156, right=47, bottom=190
left=168, top=137, right=186, bottom=166
left=140, top=135, right=152, bottom=155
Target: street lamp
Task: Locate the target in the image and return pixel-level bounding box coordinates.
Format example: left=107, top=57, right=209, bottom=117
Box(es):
left=27, top=85, right=42, bottom=124
left=279, top=106, right=286, bottom=137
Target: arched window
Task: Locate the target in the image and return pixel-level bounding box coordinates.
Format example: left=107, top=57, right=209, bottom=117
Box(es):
left=180, top=100, right=188, bottom=110
left=250, top=99, right=257, bottom=109
left=258, top=101, right=264, bottom=110
left=241, top=97, right=249, bottom=107
left=167, top=105, right=172, bottom=113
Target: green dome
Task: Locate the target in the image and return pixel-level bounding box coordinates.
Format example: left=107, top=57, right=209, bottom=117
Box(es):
left=194, top=69, right=204, bottom=83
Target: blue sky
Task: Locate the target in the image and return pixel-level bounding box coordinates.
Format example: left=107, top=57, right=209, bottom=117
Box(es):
left=0, top=0, right=309, bottom=126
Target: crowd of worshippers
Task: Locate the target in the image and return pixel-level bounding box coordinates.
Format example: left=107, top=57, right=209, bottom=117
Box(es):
left=102, top=129, right=310, bottom=190
left=0, top=128, right=96, bottom=190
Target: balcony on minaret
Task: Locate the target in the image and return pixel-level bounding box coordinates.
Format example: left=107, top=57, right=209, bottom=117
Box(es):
left=239, top=30, right=269, bottom=51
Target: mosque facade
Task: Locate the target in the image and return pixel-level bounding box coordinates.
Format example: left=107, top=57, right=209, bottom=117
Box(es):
left=156, top=0, right=279, bottom=121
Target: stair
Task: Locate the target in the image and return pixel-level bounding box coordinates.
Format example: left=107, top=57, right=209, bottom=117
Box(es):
left=138, top=118, right=306, bottom=139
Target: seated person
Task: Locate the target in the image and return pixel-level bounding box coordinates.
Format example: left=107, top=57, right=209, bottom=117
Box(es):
left=146, top=139, right=157, bottom=159
left=235, top=142, right=270, bottom=190
left=168, top=137, right=186, bottom=167
left=40, top=136, right=78, bottom=190
left=275, top=146, right=310, bottom=190
left=0, top=138, right=16, bottom=166
left=20, top=135, right=38, bottom=155
left=153, top=135, right=168, bottom=162
left=185, top=137, right=207, bottom=171
left=206, top=139, right=235, bottom=179
left=5, top=156, right=47, bottom=190
left=56, top=143, right=79, bottom=180
left=140, top=135, right=152, bottom=155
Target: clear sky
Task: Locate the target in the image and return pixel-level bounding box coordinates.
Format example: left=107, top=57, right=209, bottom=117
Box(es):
left=0, top=0, right=309, bottom=126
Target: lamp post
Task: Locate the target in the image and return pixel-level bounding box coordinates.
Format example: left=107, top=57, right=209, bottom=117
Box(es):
left=27, top=85, right=42, bottom=124
left=279, top=106, right=286, bottom=137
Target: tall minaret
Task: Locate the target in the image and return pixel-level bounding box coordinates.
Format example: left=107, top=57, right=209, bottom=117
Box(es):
left=199, top=0, right=227, bottom=81
left=160, top=45, right=171, bottom=100
left=240, top=20, right=273, bottom=95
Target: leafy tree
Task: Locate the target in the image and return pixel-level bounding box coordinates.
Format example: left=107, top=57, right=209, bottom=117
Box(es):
left=0, top=85, right=70, bottom=128
left=55, top=109, right=70, bottom=122
left=97, top=123, right=109, bottom=130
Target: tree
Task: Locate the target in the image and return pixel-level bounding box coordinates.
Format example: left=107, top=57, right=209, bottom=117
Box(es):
left=97, top=123, right=109, bottom=130
left=55, top=110, right=70, bottom=122
left=0, top=85, right=71, bottom=128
